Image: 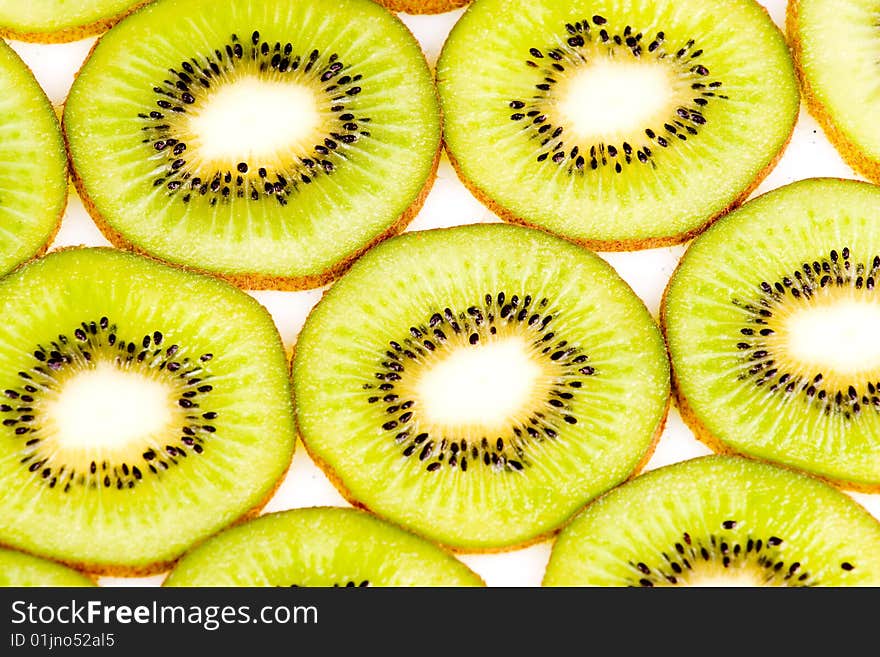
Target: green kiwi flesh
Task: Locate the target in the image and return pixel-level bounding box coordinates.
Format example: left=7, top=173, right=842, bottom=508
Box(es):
left=62, top=0, right=440, bottom=290
left=0, top=39, right=67, bottom=277
left=0, top=247, right=295, bottom=575
left=163, top=506, right=485, bottom=586
left=663, top=178, right=880, bottom=491
left=543, top=455, right=880, bottom=586
left=0, top=546, right=96, bottom=586
left=292, top=223, right=670, bottom=551
left=0, top=1, right=147, bottom=42
left=436, top=0, right=799, bottom=249
left=787, top=0, right=880, bottom=184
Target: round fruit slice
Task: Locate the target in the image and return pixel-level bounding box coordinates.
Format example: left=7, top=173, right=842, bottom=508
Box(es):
left=63, top=0, right=440, bottom=290
left=0, top=247, right=295, bottom=575
left=0, top=39, right=67, bottom=278
left=436, top=0, right=799, bottom=250
left=788, top=0, right=880, bottom=184
left=663, top=177, right=880, bottom=491
left=543, top=455, right=880, bottom=586
left=163, top=506, right=485, bottom=586
left=0, top=1, right=147, bottom=42
left=0, top=546, right=96, bottom=586
left=293, top=223, right=671, bottom=551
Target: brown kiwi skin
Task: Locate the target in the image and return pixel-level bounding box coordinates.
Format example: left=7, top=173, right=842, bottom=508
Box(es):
left=0, top=1, right=152, bottom=43
left=291, top=253, right=672, bottom=554
left=374, top=0, right=469, bottom=14
left=658, top=191, right=880, bottom=496
left=61, top=20, right=442, bottom=292
left=786, top=0, right=880, bottom=185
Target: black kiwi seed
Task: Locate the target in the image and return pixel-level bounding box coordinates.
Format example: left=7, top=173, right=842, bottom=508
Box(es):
left=366, top=293, right=596, bottom=473
left=0, top=319, right=220, bottom=491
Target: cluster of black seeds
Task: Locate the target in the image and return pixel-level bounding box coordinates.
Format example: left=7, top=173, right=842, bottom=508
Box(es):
left=1, top=318, right=219, bottom=491
left=141, top=30, right=371, bottom=205
left=733, top=248, right=880, bottom=419
left=509, top=14, right=726, bottom=172
left=362, top=292, right=596, bottom=474
left=289, top=580, right=369, bottom=587
left=628, top=520, right=854, bottom=586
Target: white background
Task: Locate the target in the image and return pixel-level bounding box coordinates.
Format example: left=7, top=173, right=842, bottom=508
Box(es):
left=7, top=0, right=880, bottom=586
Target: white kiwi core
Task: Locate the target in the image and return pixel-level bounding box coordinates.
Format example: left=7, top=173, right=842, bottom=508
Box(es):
left=43, top=361, right=176, bottom=451
left=186, top=75, right=322, bottom=169
left=554, top=59, right=677, bottom=142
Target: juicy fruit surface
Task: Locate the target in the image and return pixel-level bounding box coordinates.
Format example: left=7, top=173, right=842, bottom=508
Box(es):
left=663, top=178, right=880, bottom=490
left=437, top=0, right=798, bottom=248
left=543, top=455, right=880, bottom=586
left=0, top=248, right=295, bottom=573
left=293, top=223, right=670, bottom=550
left=63, top=0, right=440, bottom=288
left=0, top=546, right=95, bottom=586
left=0, top=1, right=143, bottom=40
left=163, top=506, right=485, bottom=586
left=788, top=0, right=880, bottom=182
left=0, top=40, right=67, bottom=277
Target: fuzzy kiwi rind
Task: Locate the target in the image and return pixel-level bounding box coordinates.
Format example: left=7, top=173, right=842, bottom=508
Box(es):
left=292, top=222, right=671, bottom=552
left=375, top=0, right=470, bottom=15
left=0, top=246, right=297, bottom=576
left=661, top=177, right=880, bottom=493
left=786, top=0, right=880, bottom=185
left=162, top=506, right=486, bottom=587
left=436, top=0, right=800, bottom=250
left=543, top=454, right=880, bottom=586
left=62, top=0, right=442, bottom=292
left=0, top=1, right=150, bottom=43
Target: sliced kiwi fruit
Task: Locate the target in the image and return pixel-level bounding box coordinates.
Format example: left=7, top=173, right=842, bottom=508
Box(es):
left=0, top=1, right=148, bottom=43
left=62, top=0, right=440, bottom=290
left=436, top=0, right=799, bottom=250
left=788, top=0, right=880, bottom=184
left=0, top=247, right=295, bottom=575
left=375, top=0, right=470, bottom=14
left=662, top=177, right=880, bottom=491
left=0, top=39, right=67, bottom=278
left=163, top=506, right=485, bottom=586
left=543, top=454, right=880, bottom=586
left=0, top=546, right=96, bottom=586
left=292, top=223, right=670, bottom=551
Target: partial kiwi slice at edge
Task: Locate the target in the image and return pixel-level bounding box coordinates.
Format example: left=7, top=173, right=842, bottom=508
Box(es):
left=436, top=0, right=799, bottom=249
left=0, top=1, right=149, bottom=43
left=163, top=506, right=485, bottom=587
left=0, top=38, right=67, bottom=278
left=63, top=0, right=440, bottom=290
left=663, top=177, right=880, bottom=491
left=0, top=546, right=96, bottom=587
left=543, top=455, right=880, bottom=586
left=293, top=222, right=670, bottom=551
left=0, top=247, right=296, bottom=575
left=787, top=0, right=880, bottom=184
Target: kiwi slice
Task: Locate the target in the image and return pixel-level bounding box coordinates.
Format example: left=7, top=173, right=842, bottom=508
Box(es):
left=788, top=0, right=880, bottom=184
left=163, top=506, right=485, bottom=586
left=662, top=177, right=880, bottom=491
left=0, top=39, right=67, bottom=278
left=0, top=247, right=295, bottom=575
left=543, top=454, right=880, bottom=586
left=375, top=0, right=470, bottom=14
left=436, top=0, right=799, bottom=250
left=292, top=223, right=670, bottom=551
left=0, top=546, right=96, bottom=586
left=62, top=0, right=440, bottom=290
left=0, top=1, right=148, bottom=43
